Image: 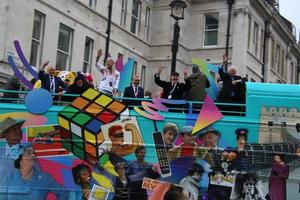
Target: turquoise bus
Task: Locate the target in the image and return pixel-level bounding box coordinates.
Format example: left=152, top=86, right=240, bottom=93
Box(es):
left=0, top=82, right=299, bottom=200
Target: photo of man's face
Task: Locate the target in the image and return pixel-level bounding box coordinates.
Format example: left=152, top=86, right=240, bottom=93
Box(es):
left=108, top=125, right=124, bottom=147
left=237, top=135, right=246, bottom=149
left=163, top=130, right=176, bottom=145
left=202, top=132, right=219, bottom=148
left=5, top=124, right=23, bottom=145
left=183, top=133, right=195, bottom=145
left=171, top=75, right=179, bottom=83
left=100, top=118, right=144, bottom=157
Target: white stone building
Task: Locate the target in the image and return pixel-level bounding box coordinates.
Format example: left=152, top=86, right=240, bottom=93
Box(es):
left=0, top=0, right=299, bottom=94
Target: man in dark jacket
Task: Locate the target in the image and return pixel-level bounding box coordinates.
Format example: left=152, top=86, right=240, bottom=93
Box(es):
left=154, top=67, right=191, bottom=112
left=217, top=55, right=247, bottom=115
left=123, top=75, right=144, bottom=108
left=38, top=61, right=66, bottom=101
left=154, top=67, right=191, bottom=100
left=217, top=55, right=246, bottom=104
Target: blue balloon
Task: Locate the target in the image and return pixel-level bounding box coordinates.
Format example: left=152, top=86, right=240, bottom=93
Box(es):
left=25, top=89, right=53, bottom=114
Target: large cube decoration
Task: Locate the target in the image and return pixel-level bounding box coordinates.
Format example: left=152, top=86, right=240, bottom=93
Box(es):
left=58, top=88, right=127, bottom=163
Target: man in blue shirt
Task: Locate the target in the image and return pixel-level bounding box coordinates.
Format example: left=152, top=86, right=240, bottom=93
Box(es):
left=0, top=117, right=25, bottom=177
left=0, top=143, right=69, bottom=200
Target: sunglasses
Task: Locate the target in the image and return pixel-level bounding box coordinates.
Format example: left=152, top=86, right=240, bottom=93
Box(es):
left=113, top=132, right=124, bottom=138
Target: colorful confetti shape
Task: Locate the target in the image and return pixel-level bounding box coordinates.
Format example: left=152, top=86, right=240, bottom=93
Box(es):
left=25, top=89, right=53, bottom=114
left=192, top=95, right=223, bottom=134
left=58, top=88, right=127, bottom=164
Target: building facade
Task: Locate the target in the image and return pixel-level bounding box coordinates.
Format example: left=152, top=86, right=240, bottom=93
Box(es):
left=0, top=0, right=299, bottom=94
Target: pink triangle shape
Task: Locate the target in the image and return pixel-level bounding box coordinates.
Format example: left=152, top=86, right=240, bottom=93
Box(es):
left=192, top=95, right=223, bottom=134
left=115, top=55, right=124, bottom=72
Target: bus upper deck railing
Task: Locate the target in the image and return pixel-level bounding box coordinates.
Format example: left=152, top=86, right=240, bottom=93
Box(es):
left=0, top=89, right=246, bottom=116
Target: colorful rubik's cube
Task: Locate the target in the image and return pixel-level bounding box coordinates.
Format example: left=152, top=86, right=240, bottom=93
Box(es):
left=58, top=88, right=127, bottom=163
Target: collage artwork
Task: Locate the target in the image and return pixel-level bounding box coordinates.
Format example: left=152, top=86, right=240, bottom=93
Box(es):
left=0, top=84, right=300, bottom=200
left=1, top=42, right=300, bottom=199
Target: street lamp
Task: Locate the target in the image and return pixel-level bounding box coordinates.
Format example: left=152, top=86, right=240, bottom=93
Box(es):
left=169, top=0, right=187, bottom=74
left=104, top=0, right=113, bottom=65
left=225, top=0, right=235, bottom=72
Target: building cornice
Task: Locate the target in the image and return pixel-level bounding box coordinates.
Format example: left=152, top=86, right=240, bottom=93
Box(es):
left=251, top=0, right=300, bottom=56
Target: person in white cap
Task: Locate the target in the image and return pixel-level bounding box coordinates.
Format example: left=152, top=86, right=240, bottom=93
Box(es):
left=0, top=117, right=25, bottom=177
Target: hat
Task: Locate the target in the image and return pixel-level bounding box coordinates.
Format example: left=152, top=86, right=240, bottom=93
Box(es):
left=0, top=117, right=25, bottom=137
left=16, top=143, right=33, bottom=158
left=179, top=126, right=193, bottom=135
left=85, top=73, right=93, bottom=82
left=76, top=72, right=86, bottom=81
left=235, top=128, right=248, bottom=138
left=171, top=72, right=179, bottom=76
left=198, top=126, right=220, bottom=139
left=108, top=125, right=123, bottom=137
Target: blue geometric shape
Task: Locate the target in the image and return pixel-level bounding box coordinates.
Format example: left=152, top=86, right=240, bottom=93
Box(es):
left=8, top=55, right=33, bottom=89
left=86, top=119, right=102, bottom=133
left=14, top=40, right=39, bottom=79
left=25, top=88, right=53, bottom=114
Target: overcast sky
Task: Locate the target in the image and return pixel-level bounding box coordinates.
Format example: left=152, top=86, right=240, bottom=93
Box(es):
left=279, top=0, right=300, bottom=39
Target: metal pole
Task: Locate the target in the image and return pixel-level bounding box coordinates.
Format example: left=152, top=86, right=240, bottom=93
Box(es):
left=171, top=20, right=180, bottom=74
left=104, top=0, right=113, bottom=65
left=225, top=0, right=235, bottom=72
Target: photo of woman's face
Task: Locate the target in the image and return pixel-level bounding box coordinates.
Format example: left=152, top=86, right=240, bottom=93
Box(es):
left=20, top=147, right=36, bottom=167
left=79, top=168, right=91, bottom=184
left=116, top=164, right=125, bottom=176
left=274, top=155, right=281, bottom=163
left=243, top=180, right=255, bottom=196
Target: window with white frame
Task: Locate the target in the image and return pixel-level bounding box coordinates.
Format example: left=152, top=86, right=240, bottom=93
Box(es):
left=89, top=0, right=97, bottom=9
left=280, top=49, right=285, bottom=78
left=30, top=10, right=45, bottom=68
left=271, top=39, right=275, bottom=69
left=120, top=0, right=127, bottom=27
left=247, top=16, right=251, bottom=50
left=253, top=22, right=259, bottom=56
left=275, top=44, right=280, bottom=73
left=144, top=6, right=150, bottom=41
left=141, top=65, right=146, bottom=88
left=131, top=0, right=141, bottom=34
left=56, top=24, right=73, bottom=71
left=260, top=29, right=264, bottom=60
left=290, top=62, right=295, bottom=83
left=83, top=37, right=93, bottom=73
left=132, top=61, right=138, bottom=79
left=204, top=13, right=219, bottom=46
left=294, top=63, right=298, bottom=84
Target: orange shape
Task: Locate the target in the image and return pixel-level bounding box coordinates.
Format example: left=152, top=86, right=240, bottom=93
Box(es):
left=107, top=101, right=126, bottom=113
left=86, top=103, right=103, bottom=116
left=85, top=142, right=97, bottom=157
left=71, top=97, right=90, bottom=109
left=97, top=131, right=105, bottom=144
